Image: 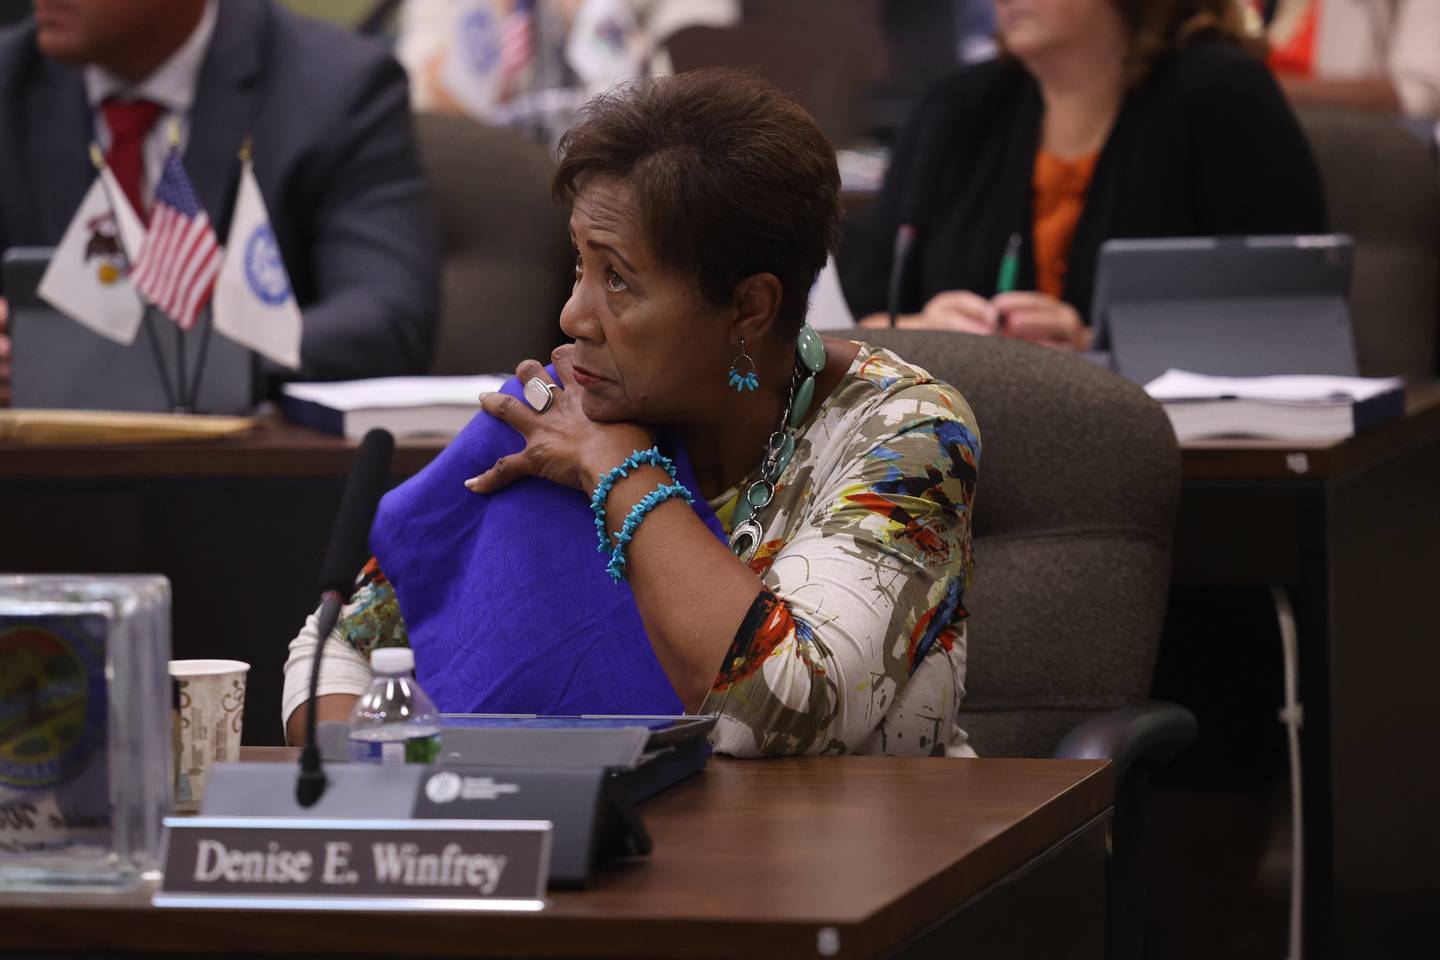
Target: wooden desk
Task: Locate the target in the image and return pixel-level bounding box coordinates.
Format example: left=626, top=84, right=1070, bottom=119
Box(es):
left=0, top=757, right=1113, bottom=959
left=1177, top=382, right=1440, bottom=482
left=0, top=417, right=445, bottom=480
left=3, top=386, right=1438, bottom=956
left=1171, top=383, right=1440, bottom=958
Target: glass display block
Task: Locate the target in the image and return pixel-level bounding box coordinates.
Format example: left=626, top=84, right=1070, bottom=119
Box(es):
left=0, top=575, right=172, bottom=889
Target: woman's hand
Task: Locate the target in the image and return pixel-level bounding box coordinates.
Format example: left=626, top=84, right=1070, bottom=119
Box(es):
left=464, top=344, right=654, bottom=495
left=858, top=290, right=999, bottom=333
left=858, top=288, right=1090, bottom=350
left=991, top=291, right=1092, bottom=350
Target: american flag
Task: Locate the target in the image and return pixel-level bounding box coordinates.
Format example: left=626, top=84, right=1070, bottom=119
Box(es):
left=129, top=149, right=222, bottom=331
left=498, top=0, right=535, bottom=99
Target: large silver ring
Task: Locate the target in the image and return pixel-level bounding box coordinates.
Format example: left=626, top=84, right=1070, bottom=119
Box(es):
left=523, top=377, right=555, bottom=413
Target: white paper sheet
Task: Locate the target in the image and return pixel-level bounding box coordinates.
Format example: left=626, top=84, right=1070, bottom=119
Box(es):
left=282, top=375, right=508, bottom=412
left=1144, top=369, right=1403, bottom=405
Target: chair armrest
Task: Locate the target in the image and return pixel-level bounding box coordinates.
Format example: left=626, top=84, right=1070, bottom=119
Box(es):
left=1053, top=700, right=1197, bottom=787
left=1061, top=703, right=1195, bottom=960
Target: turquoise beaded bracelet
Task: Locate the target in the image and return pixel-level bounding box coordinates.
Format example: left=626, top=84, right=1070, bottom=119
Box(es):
left=590, top=447, right=677, bottom=554
left=606, top=482, right=694, bottom=583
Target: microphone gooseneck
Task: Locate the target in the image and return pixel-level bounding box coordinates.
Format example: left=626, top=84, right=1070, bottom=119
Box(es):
left=296, top=428, right=396, bottom=808
left=887, top=224, right=916, bottom=328
left=886, top=100, right=951, bottom=329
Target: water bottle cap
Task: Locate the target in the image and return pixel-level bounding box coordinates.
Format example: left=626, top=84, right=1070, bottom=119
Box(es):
left=370, top=647, right=414, bottom=674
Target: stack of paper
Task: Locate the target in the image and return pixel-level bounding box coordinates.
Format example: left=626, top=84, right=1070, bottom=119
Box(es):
left=281, top=375, right=508, bottom=440
left=1144, top=370, right=1405, bottom=441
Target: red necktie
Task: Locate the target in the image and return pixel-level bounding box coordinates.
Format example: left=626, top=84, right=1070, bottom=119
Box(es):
left=101, top=97, right=166, bottom=223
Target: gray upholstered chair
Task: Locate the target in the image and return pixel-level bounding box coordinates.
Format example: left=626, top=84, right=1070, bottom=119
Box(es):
left=412, top=113, right=572, bottom=376
left=859, top=329, right=1194, bottom=960
left=665, top=0, right=886, bottom=149
left=1296, top=106, right=1440, bottom=381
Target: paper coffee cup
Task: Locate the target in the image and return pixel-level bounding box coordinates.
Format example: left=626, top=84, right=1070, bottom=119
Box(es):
left=168, top=659, right=249, bottom=814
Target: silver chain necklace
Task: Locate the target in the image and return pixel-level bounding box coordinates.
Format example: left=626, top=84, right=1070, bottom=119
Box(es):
left=728, top=364, right=803, bottom=563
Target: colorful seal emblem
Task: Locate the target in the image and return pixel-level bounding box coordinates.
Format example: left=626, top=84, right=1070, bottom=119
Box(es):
left=0, top=619, right=107, bottom=790
left=82, top=212, right=126, bottom=286
left=459, top=6, right=501, bottom=74
left=244, top=223, right=290, bottom=307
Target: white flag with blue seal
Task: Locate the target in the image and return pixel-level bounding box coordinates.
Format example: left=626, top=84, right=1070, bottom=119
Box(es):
left=440, top=0, right=507, bottom=120
left=212, top=157, right=302, bottom=369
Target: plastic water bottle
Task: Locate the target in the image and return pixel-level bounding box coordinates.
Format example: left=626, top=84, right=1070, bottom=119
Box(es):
left=348, top=647, right=442, bottom=765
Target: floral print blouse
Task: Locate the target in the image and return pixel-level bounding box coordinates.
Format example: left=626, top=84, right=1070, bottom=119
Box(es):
left=701, top=344, right=978, bottom=756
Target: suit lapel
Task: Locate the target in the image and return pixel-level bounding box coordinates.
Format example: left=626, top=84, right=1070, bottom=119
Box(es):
left=185, top=0, right=267, bottom=238
left=25, top=55, right=94, bottom=242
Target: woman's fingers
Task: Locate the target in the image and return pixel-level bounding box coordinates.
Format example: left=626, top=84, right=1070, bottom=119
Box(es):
left=900, top=312, right=992, bottom=335
left=479, top=389, right=538, bottom=431
left=464, top=453, right=529, bottom=495
left=927, top=290, right=1000, bottom=331
left=990, top=292, right=1088, bottom=347
left=851, top=292, right=1000, bottom=333
left=854, top=288, right=1088, bottom=347
left=514, top=357, right=552, bottom=387
left=1002, top=307, right=1086, bottom=349
left=990, top=291, right=1057, bottom=314
left=550, top=344, right=577, bottom=386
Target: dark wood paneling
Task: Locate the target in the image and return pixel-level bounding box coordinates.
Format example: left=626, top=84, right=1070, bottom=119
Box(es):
left=1327, top=439, right=1440, bottom=956
left=1172, top=484, right=1305, bottom=586
left=0, top=477, right=361, bottom=744
left=889, top=813, right=1108, bottom=959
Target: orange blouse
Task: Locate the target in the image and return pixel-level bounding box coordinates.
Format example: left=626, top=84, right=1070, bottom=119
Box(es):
left=1256, top=0, right=1320, bottom=77
left=1031, top=149, right=1099, bottom=300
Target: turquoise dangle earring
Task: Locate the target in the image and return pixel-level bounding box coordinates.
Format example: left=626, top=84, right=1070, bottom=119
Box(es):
left=728, top=323, right=828, bottom=562
left=727, top=339, right=759, bottom=392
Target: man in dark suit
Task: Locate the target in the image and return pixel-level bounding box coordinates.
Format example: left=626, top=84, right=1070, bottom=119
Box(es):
left=0, top=0, right=440, bottom=401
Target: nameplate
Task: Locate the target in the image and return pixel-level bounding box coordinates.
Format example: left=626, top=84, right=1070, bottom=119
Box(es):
left=154, top=817, right=550, bottom=911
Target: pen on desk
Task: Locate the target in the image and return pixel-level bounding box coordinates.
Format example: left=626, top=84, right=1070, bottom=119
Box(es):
left=994, top=232, right=1021, bottom=333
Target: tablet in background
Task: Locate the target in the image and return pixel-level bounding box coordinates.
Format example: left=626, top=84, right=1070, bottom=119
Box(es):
left=3, top=247, right=257, bottom=415
left=1089, top=235, right=1359, bottom=387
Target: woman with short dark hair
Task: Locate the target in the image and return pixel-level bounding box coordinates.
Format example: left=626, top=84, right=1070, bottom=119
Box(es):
left=841, top=0, right=1327, bottom=346
left=283, top=69, right=981, bottom=758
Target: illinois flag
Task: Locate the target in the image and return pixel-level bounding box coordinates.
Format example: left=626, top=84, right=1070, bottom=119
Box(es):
left=36, top=157, right=147, bottom=344
left=129, top=149, right=222, bottom=331
left=212, top=157, right=301, bottom=370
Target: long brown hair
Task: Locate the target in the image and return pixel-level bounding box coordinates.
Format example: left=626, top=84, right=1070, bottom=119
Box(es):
left=1113, top=0, right=1263, bottom=85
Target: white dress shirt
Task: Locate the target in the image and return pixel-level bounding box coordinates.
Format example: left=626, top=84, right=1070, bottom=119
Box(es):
left=81, top=0, right=218, bottom=209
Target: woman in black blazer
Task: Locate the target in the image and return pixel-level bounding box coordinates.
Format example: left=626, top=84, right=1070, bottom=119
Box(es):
left=841, top=0, right=1328, bottom=348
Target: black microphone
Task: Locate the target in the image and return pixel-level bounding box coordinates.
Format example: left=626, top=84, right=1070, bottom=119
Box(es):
left=886, top=100, right=949, bottom=328
left=296, top=428, right=395, bottom=808
left=887, top=223, right=917, bottom=327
